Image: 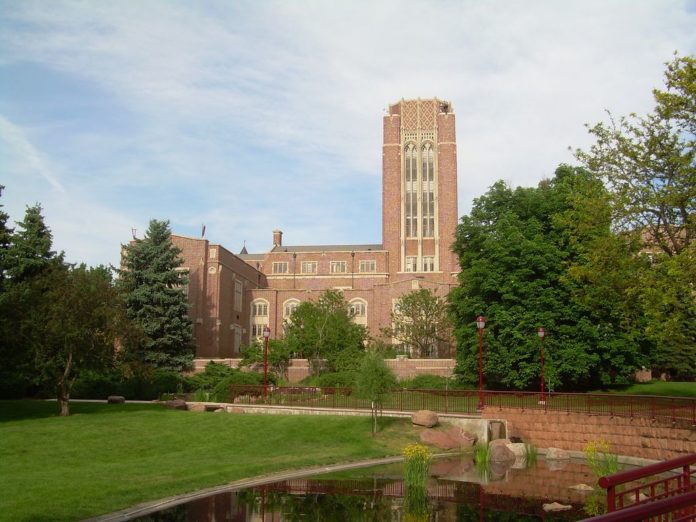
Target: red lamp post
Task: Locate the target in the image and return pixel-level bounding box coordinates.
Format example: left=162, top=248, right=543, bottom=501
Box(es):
left=476, top=315, right=486, bottom=410
left=263, top=326, right=271, bottom=401
left=538, top=327, right=545, bottom=403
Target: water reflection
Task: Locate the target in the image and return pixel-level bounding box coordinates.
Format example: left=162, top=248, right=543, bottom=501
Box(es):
left=135, top=457, right=594, bottom=521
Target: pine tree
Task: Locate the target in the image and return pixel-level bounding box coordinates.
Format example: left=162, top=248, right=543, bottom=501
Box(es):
left=0, top=186, right=12, bottom=286
left=5, top=203, right=57, bottom=282
left=117, top=219, right=194, bottom=371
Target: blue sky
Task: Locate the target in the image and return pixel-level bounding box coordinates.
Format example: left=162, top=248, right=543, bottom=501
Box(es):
left=1, top=1, right=695, bottom=267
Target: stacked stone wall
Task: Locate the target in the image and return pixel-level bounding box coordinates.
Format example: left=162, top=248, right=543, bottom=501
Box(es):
left=193, top=357, right=455, bottom=383
left=482, top=408, right=696, bottom=461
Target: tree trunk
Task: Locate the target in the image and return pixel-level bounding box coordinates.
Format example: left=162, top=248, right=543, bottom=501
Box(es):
left=372, top=401, right=376, bottom=436
left=57, top=351, right=73, bottom=416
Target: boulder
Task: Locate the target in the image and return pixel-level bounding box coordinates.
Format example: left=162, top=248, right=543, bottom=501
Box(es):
left=107, top=395, right=125, bottom=404
left=412, top=410, right=439, bottom=427
left=165, top=399, right=187, bottom=410
left=212, top=408, right=225, bottom=413
left=419, top=426, right=476, bottom=450
left=506, top=443, right=527, bottom=457
left=543, top=502, right=572, bottom=512
left=545, top=447, right=570, bottom=460
left=489, top=439, right=515, bottom=463
left=187, top=403, right=206, bottom=412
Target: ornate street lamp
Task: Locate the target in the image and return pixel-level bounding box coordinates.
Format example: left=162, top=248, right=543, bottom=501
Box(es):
left=263, top=326, right=271, bottom=401
left=538, top=327, right=546, bottom=403
left=476, top=316, right=486, bottom=410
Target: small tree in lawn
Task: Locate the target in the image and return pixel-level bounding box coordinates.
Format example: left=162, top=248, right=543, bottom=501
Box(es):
left=117, top=219, right=194, bottom=372
left=355, top=352, right=397, bottom=436
left=32, top=264, right=125, bottom=416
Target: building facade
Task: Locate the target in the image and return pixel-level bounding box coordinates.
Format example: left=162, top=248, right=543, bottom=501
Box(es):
left=173, top=98, right=459, bottom=359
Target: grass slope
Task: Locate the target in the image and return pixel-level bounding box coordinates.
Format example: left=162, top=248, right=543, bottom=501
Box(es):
left=590, top=381, right=696, bottom=397
left=0, top=401, right=419, bottom=521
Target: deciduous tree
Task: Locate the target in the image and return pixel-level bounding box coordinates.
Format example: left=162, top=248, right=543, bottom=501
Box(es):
left=382, top=288, right=454, bottom=358
left=284, top=289, right=368, bottom=374
left=355, top=352, right=397, bottom=435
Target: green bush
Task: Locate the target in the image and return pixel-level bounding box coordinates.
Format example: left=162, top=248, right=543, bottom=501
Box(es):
left=400, top=375, right=457, bottom=390
left=211, top=371, right=273, bottom=402
left=185, top=362, right=237, bottom=391
left=329, top=348, right=366, bottom=373
left=314, top=371, right=358, bottom=388
left=72, top=369, right=188, bottom=401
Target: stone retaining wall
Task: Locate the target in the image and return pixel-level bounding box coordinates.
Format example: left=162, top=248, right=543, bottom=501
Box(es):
left=482, top=407, right=696, bottom=461
left=193, top=358, right=455, bottom=383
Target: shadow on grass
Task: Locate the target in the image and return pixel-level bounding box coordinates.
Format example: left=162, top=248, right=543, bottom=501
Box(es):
left=0, top=400, right=164, bottom=422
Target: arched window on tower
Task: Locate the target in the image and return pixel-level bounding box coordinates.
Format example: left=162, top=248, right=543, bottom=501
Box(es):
left=421, top=142, right=435, bottom=238
left=404, top=143, right=418, bottom=238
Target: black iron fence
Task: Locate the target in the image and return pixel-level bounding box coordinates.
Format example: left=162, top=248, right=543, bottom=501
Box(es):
left=228, top=385, right=696, bottom=425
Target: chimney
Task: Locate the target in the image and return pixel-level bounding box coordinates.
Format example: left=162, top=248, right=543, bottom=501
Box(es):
left=272, top=229, right=283, bottom=247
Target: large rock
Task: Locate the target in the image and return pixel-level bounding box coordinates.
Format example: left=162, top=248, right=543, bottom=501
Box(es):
left=543, top=502, right=572, bottom=512
left=187, top=403, right=206, bottom=412
left=545, top=447, right=570, bottom=460
left=412, top=410, right=439, bottom=427
left=506, top=442, right=527, bottom=457
left=489, top=439, right=515, bottom=463
left=165, top=399, right=187, bottom=410
left=420, top=426, right=476, bottom=450
left=107, top=395, right=125, bottom=404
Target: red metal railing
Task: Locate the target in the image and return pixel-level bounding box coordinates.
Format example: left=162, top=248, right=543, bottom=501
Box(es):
left=580, top=491, right=696, bottom=521
left=599, top=453, right=696, bottom=513
left=227, top=385, right=696, bottom=425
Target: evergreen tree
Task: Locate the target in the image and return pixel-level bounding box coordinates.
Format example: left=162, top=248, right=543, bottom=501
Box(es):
left=5, top=203, right=58, bottom=282
left=117, top=219, right=194, bottom=371
left=0, top=186, right=12, bottom=286
left=0, top=203, right=62, bottom=397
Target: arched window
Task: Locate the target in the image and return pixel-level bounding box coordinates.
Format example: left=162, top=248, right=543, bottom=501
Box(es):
left=421, top=142, right=435, bottom=237
left=283, top=299, right=300, bottom=320
left=404, top=143, right=418, bottom=238
left=250, top=298, right=269, bottom=339
left=349, top=298, right=368, bottom=326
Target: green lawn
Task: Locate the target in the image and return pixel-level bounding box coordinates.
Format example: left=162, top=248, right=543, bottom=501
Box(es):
left=589, top=381, right=696, bottom=397
left=0, top=401, right=419, bottom=521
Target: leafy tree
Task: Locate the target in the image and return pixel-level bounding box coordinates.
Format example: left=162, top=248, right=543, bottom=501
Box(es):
left=117, top=219, right=194, bottom=372
left=382, top=288, right=454, bottom=358
left=284, top=289, right=368, bottom=374
left=239, top=339, right=292, bottom=380
left=576, top=53, right=696, bottom=378
left=450, top=166, right=646, bottom=390
left=27, top=264, right=124, bottom=415
left=355, top=351, right=397, bottom=436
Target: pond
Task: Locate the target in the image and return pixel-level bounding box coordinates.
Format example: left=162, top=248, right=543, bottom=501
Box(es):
left=134, top=456, right=601, bottom=521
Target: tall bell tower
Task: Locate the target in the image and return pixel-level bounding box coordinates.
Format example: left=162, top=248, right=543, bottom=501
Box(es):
left=382, top=98, right=458, bottom=278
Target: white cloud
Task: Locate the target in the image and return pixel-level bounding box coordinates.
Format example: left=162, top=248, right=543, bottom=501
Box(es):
left=1, top=0, right=694, bottom=264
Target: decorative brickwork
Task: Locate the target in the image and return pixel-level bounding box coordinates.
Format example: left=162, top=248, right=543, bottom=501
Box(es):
left=482, top=408, right=696, bottom=461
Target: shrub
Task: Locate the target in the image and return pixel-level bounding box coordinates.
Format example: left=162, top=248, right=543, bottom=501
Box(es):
left=400, top=375, right=453, bottom=390
left=329, top=348, right=366, bottom=373
left=211, top=371, right=274, bottom=403
left=186, top=362, right=237, bottom=391
left=313, top=371, right=358, bottom=388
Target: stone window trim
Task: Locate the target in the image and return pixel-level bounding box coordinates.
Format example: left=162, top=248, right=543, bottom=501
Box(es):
left=283, top=298, right=300, bottom=319
left=301, top=261, right=317, bottom=274
left=330, top=260, right=347, bottom=274
left=272, top=261, right=288, bottom=274
left=359, top=260, right=376, bottom=273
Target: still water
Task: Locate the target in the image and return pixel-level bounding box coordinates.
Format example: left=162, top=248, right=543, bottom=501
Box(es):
left=134, top=456, right=598, bottom=521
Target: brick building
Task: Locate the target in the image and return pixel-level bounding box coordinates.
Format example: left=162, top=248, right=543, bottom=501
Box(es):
left=173, top=98, right=460, bottom=359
